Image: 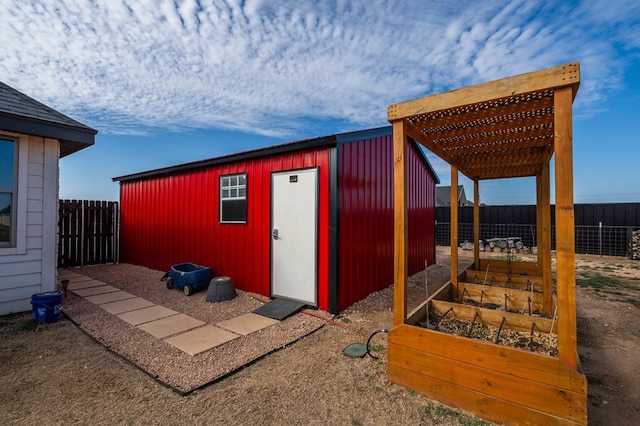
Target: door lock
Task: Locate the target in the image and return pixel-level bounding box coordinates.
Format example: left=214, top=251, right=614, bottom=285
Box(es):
left=272, top=228, right=279, bottom=240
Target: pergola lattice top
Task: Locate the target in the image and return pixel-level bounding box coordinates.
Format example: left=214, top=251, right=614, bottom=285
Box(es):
left=387, top=62, right=579, bottom=181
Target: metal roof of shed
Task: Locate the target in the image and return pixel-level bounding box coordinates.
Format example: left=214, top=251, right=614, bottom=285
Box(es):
left=113, top=126, right=439, bottom=183
left=388, top=62, right=580, bottom=181
left=0, top=82, right=97, bottom=157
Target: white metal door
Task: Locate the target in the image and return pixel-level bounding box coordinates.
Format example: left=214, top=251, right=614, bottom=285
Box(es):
left=271, top=168, right=318, bottom=305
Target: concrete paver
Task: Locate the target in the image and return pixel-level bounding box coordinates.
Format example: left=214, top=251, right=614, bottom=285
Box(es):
left=72, top=285, right=119, bottom=297
left=85, top=291, right=136, bottom=305
left=100, top=297, right=155, bottom=315
left=217, top=313, right=279, bottom=336
left=66, top=279, right=108, bottom=291
left=164, top=325, right=240, bottom=356
left=117, top=305, right=178, bottom=326
left=137, top=314, right=206, bottom=338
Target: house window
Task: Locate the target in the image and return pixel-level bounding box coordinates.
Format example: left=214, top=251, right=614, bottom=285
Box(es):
left=220, top=173, right=247, bottom=223
left=0, top=138, right=16, bottom=246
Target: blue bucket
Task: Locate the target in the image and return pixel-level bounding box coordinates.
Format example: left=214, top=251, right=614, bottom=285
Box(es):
left=30, top=291, right=63, bottom=323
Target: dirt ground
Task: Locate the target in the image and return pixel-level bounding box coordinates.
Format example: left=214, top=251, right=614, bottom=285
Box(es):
left=1, top=247, right=639, bottom=425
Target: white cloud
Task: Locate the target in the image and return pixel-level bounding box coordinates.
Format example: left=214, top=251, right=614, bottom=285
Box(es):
left=0, top=0, right=638, bottom=138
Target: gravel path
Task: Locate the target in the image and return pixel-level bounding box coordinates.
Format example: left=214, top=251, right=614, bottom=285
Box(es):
left=63, top=263, right=330, bottom=393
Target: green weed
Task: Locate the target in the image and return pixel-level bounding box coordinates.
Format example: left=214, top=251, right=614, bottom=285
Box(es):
left=615, top=298, right=640, bottom=309
left=19, top=319, right=41, bottom=331
left=588, top=394, right=601, bottom=407
left=421, top=403, right=490, bottom=425
left=576, top=274, right=621, bottom=290
left=340, top=317, right=351, bottom=323
left=369, top=343, right=385, bottom=352
left=586, top=375, right=605, bottom=386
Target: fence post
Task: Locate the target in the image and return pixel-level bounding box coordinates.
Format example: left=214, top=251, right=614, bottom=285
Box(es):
left=80, top=200, right=85, bottom=267
left=599, top=221, right=602, bottom=257
left=113, top=202, right=118, bottom=264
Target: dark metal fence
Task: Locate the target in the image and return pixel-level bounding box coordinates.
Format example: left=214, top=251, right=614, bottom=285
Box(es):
left=436, top=203, right=640, bottom=227
left=58, top=200, right=119, bottom=267
left=436, top=223, right=634, bottom=257
left=435, top=203, right=640, bottom=257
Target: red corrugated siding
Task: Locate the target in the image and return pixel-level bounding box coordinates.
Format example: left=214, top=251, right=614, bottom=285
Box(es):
left=407, top=143, right=437, bottom=273
left=338, top=137, right=436, bottom=311
left=119, top=147, right=331, bottom=310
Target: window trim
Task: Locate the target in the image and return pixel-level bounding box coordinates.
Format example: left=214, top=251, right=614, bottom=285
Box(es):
left=0, top=132, right=27, bottom=255
left=0, top=136, right=18, bottom=247
left=219, top=172, right=247, bottom=224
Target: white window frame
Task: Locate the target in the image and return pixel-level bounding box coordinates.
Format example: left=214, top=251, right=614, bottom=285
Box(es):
left=0, top=136, right=18, bottom=247
left=219, top=173, right=247, bottom=224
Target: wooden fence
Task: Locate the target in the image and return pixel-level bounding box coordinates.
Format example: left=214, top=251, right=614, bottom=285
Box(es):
left=58, top=200, right=118, bottom=268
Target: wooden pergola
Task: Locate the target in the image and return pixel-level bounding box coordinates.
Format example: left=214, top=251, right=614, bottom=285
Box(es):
left=387, top=62, right=587, bottom=425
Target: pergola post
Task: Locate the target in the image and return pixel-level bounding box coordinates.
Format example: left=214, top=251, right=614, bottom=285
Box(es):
left=537, top=163, right=553, bottom=313
left=473, top=179, right=480, bottom=270
left=450, top=166, right=459, bottom=298
left=393, top=120, right=408, bottom=326
left=554, top=86, right=578, bottom=368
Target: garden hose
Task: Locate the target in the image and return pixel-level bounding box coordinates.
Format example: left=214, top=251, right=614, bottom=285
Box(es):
left=366, top=328, right=388, bottom=359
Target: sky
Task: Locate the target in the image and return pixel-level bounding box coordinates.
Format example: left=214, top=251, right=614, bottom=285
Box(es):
left=1, top=0, right=639, bottom=205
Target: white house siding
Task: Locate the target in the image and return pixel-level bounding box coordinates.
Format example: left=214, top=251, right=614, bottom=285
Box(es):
left=0, top=134, right=59, bottom=315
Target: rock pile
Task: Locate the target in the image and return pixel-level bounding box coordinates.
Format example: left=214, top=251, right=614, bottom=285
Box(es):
left=461, top=237, right=533, bottom=254
left=630, top=228, right=640, bottom=260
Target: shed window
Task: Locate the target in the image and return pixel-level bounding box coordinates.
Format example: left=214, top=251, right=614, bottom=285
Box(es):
left=220, top=173, right=247, bottom=223
left=0, top=138, right=16, bottom=246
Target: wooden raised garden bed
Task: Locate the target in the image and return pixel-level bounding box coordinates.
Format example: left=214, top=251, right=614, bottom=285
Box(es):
left=387, top=62, right=587, bottom=425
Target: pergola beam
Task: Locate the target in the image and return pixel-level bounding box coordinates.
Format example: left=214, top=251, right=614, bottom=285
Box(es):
left=403, top=118, right=452, bottom=164
left=387, top=62, right=579, bottom=121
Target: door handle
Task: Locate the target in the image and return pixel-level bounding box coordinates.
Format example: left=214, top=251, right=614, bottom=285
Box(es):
left=272, top=228, right=279, bottom=240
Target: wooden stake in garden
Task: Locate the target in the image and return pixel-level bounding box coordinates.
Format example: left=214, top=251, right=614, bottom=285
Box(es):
left=425, top=260, right=429, bottom=328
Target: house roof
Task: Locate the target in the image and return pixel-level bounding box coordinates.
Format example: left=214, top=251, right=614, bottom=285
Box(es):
left=436, top=185, right=466, bottom=206
left=113, top=126, right=440, bottom=183
left=0, top=82, right=97, bottom=157
left=387, top=62, right=580, bottom=181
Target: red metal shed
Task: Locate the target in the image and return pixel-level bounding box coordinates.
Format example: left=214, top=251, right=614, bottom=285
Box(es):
left=113, top=127, right=439, bottom=313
